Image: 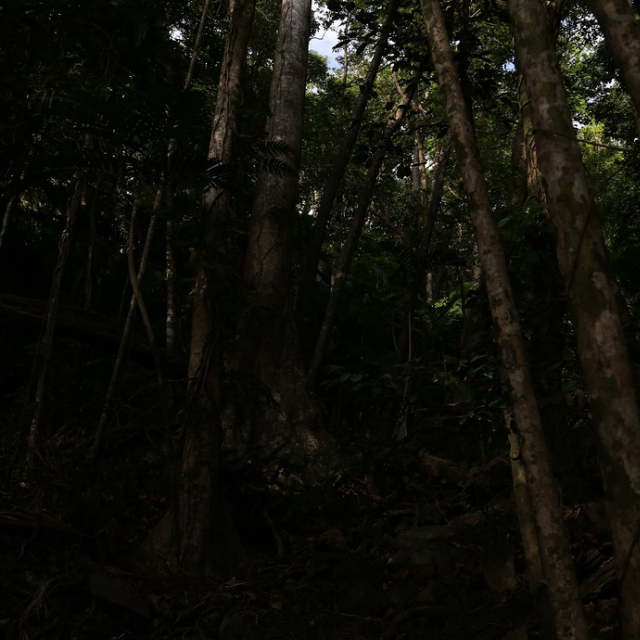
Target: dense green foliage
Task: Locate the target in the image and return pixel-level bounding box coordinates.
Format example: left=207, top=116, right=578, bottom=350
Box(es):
left=0, top=0, right=640, bottom=470
left=1, top=0, right=637, bottom=526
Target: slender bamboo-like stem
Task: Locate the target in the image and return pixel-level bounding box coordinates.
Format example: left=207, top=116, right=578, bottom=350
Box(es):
left=297, top=3, right=397, bottom=338
left=91, top=192, right=161, bottom=459
left=183, top=0, right=213, bottom=91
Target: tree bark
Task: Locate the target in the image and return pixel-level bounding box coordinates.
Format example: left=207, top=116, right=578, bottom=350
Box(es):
left=297, top=2, right=397, bottom=340
left=508, top=1, right=640, bottom=636
left=229, top=0, right=328, bottom=458
left=585, top=0, right=640, bottom=135
left=420, top=1, right=589, bottom=638
left=508, top=424, right=558, bottom=640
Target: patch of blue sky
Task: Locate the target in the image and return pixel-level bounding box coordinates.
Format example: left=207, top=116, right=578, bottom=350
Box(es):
left=310, top=0, right=342, bottom=70
left=310, top=28, right=342, bottom=70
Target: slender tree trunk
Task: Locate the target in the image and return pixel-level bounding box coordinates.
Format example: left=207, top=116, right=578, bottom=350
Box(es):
left=509, top=77, right=545, bottom=209
left=145, top=0, right=255, bottom=576
left=307, top=72, right=421, bottom=390
left=395, top=136, right=451, bottom=367
left=393, top=136, right=451, bottom=440
left=164, top=0, right=214, bottom=354
left=508, top=0, right=586, bottom=502
left=27, top=179, right=83, bottom=464
left=585, top=0, right=640, bottom=135
left=0, top=194, right=17, bottom=254
left=184, top=0, right=213, bottom=90
left=91, top=194, right=160, bottom=459
left=83, top=186, right=99, bottom=310
left=165, top=208, right=178, bottom=353
left=96, top=0, right=214, bottom=456
left=126, top=204, right=170, bottom=418
left=420, top=1, right=589, bottom=638
left=126, top=201, right=178, bottom=551
left=508, top=1, right=640, bottom=636
left=297, top=3, right=397, bottom=339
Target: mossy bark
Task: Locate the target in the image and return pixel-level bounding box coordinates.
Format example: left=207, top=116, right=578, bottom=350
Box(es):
left=508, top=427, right=558, bottom=640
left=508, top=0, right=640, bottom=637
left=420, top=1, right=588, bottom=638
left=512, top=67, right=588, bottom=502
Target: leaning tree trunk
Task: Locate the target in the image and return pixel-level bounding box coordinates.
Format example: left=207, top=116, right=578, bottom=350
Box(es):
left=229, top=0, right=328, bottom=459
left=297, top=1, right=397, bottom=341
left=508, top=1, right=640, bottom=636
left=585, top=0, right=640, bottom=135
left=512, top=70, right=588, bottom=502
left=91, top=194, right=160, bottom=459
left=307, top=71, right=420, bottom=390
left=144, top=0, right=255, bottom=577
left=420, top=1, right=589, bottom=639
left=27, top=178, right=84, bottom=465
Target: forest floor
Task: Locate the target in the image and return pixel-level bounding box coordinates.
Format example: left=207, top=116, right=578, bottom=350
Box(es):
left=0, top=435, right=620, bottom=640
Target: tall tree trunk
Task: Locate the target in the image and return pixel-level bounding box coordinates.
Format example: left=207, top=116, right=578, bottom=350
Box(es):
left=297, top=2, right=397, bottom=341
left=508, top=1, right=640, bottom=636
left=307, top=72, right=421, bottom=390
left=144, top=0, right=255, bottom=576
left=420, top=1, right=589, bottom=639
left=509, top=0, right=586, bottom=503
left=229, top=0, right=326, bottom=458
left=585, top=0, right=640, bottom=135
